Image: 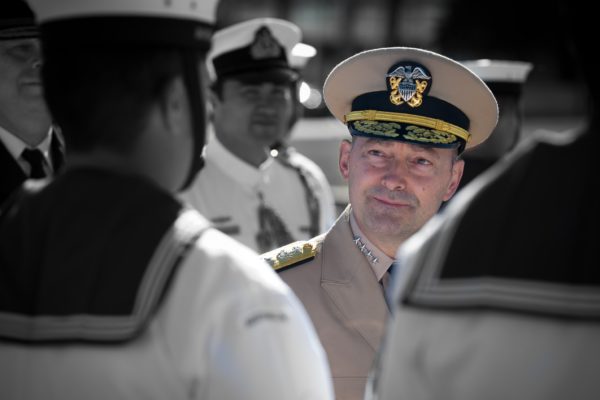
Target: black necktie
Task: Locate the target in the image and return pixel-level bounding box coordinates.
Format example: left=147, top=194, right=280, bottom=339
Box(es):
left=383, top=262, right=397, bottom=310
left=21, top=148, right=47, bottom=179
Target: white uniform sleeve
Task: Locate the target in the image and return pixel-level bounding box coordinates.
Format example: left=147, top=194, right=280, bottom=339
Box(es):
left=205, top=287, right=334, bottom=400
left=159, top=229, right=334, bottom=400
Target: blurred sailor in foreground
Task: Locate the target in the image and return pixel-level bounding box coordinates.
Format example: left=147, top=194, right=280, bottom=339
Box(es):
left=0, top=1, right=333, bottom=399
left=181, top=18, right=335, bottom=253
left=0, top=0, right=63, bottom=208
left=456, top=59, right=532, bottom=190
left=263, top=47, right=497, bottom=399
left=368, top=3, right=599, bottom=400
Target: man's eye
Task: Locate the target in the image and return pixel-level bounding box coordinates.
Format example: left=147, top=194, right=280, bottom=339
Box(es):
left=415, top=158, right=433, bottom=166
left=367, top=149, right=385, bottom=157
left=7, top=45, right=31, bottom=58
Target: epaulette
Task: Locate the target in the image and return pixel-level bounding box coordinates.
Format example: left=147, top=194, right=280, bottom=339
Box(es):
left=262, top=240, right=318, bottom=272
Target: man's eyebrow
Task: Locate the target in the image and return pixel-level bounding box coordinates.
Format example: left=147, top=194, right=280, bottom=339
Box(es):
left=364, top=138, right=394, bottom=147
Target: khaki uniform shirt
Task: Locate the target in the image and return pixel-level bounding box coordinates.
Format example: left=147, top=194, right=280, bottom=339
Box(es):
left=265, top=206, right=392, bottom=400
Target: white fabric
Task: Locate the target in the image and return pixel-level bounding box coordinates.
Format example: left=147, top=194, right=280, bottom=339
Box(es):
left=286, top=149, right=336, bottom=233
left=373, top=308, right=600, bottom=400
left=181, top=136, right=316, bottom=252
left=0, top=225, right=334, bottom=400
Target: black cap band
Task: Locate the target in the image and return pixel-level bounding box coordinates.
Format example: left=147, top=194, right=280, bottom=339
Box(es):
left=40, top=17, right=213, bottom=50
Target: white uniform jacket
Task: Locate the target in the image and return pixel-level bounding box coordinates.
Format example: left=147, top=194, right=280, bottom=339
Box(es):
left=181, top=135, right=334, bottom=253
left=0, top=170, right=333, bottom=400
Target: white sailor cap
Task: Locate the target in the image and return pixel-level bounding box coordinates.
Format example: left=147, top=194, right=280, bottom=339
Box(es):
left=289, top=42, right=317, bottom=70
left=207, top=18, right=301, bottom=83
left=324, top=47, right=498, bottom=152
left=461, top=59, right=533, bottom=83
left=27, top=0, right=219, bottom=49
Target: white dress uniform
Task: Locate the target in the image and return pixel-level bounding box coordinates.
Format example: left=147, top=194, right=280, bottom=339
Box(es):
left=284, top=148, right=336, bottom=233
left=0, top=173, right=334, bottom=400
left=0, top=1, right=333, bottom=399
left=182, top=135, right=321, bottom=252
left=181, top=18, right=336, bottom=253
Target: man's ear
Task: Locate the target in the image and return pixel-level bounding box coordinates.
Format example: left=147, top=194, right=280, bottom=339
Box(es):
left=443, top=158, right=465, bottom=201
left=206, top=89, right=219, bottom=124
left=339, top=139, right=352, bottom=180
left=161, top=77, right=188, bottom=135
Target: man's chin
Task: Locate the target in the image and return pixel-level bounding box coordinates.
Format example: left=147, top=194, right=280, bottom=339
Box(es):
left=250, top=126, right=280, bottom=144
left=365, top=211, right=413, bottom=235
left=20, top=84, right=44, bottom=98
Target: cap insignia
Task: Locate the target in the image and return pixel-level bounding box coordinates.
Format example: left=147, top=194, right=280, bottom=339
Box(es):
left=403, top=125, right=457, bottom=144
left=352, top=121, right=400, bottom=138
left=386, top=63, right=431, bottom=107
left=250, top=26, right=282, bottom=60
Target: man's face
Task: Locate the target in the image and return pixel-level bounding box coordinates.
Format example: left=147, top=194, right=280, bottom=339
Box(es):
left=0, top=38, right=48, bottom=135
left=339, top=137, right=464, bottom=250
left=212, top=79, right=293, bottom=150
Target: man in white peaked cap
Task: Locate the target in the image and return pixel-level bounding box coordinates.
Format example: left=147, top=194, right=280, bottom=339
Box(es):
left=0, top=2, right=333, bottom=400
left=262, top=47, right=497, bottom=400
left=181, top=18, right=335, bottom=253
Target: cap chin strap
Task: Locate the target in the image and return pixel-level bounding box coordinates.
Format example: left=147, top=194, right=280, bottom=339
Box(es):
left=179, top=50, right=206, bottom=191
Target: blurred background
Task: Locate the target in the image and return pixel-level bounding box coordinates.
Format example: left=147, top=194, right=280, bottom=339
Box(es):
left=216, top=0, right=587, bottom=210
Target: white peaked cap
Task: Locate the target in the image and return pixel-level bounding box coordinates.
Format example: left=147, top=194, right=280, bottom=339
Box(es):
left=324, top=47, right=498, bottom=150
left=290, top=42, right=317, bottom=70
left=207, top=18, right=301, bottom=81
left=461, top=59, right=533, bottom=83
left=27, top=0, right=218, bottom=25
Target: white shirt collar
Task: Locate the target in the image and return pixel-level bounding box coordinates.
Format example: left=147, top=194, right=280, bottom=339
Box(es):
left=0, top=125, right=53, bottom=163
left=205, top=132, right=274, bottom=187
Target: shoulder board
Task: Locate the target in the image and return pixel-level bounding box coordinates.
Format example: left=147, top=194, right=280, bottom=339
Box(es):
left=262, top=240, right=318, bottom=272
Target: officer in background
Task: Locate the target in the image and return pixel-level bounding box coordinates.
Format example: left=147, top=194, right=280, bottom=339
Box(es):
left=368, top=3, right=599, bottom=400
left=270, top=41, right=336, bottom=238
left=0, top=0, right=64, bottom=207
left=0, top=1, right=333, bottom=399
left=181, top=18, right=336, bottom=253
left=456, top=59, right=532, bottom=190
left=263, top=47, right=498, bottom=400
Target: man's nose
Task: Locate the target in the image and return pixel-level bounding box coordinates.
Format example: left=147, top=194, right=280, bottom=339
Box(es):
left=381, top=161, right=407, bottom=191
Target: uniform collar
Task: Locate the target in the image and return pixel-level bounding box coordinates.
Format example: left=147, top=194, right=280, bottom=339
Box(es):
left=349, top=210, right=394, bottom=282
left=0, top=125, right=53, bottom=165
left=206, top=132, right=275, bottom=187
